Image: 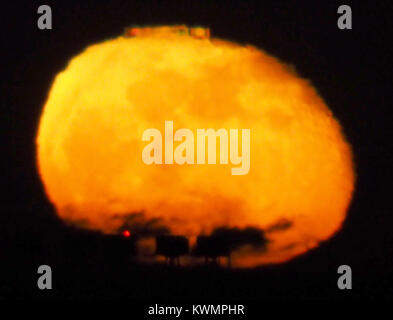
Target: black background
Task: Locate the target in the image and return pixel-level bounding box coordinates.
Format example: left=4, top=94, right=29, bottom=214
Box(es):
left=1, top=0, right=392, bottom=301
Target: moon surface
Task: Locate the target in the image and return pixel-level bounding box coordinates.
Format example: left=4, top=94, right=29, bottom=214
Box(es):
left=36, top=26, right=355, bottom=267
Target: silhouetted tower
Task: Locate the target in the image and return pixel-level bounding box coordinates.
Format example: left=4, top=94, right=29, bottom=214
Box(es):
left=155, top=235, right=189, bottom=266
left=193, top=235, right=231, bottom=267
left=193, top=227, right=268, bottom=268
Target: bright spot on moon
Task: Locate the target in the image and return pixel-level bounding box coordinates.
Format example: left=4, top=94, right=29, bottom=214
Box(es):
left=36, top=26, right=355, bottom=267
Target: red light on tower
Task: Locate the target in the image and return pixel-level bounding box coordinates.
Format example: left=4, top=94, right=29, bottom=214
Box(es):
left=122, top=230, right=131, bottom=238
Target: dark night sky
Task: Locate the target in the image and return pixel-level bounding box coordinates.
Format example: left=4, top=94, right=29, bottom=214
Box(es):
left=1, top=0, right=392, bottom=301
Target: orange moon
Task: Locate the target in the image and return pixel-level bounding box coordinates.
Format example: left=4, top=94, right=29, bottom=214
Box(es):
left=36, top=26, right=355, bottom=267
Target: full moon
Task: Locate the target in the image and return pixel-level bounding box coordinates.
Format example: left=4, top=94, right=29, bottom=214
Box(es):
left=36, top=26, right=355, bottom=267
